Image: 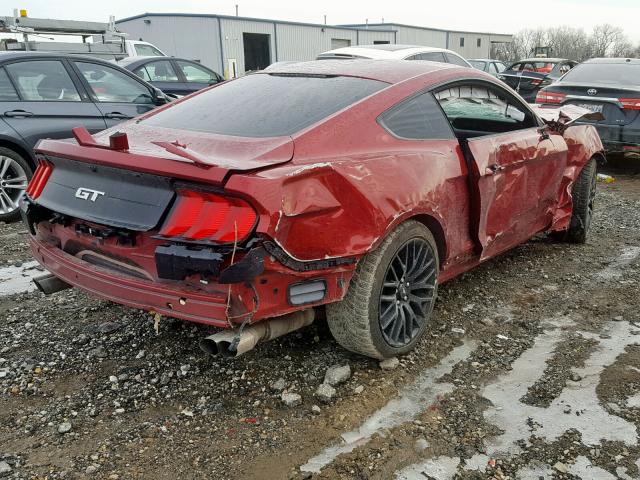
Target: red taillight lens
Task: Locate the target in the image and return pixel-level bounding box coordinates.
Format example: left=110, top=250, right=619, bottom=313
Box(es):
left=619, top=98, right=640, bottom=110
left=159, top=190, right=257, bottom=243
left=535, top=91, right=566, bottom=104
left=25, top=160, right=53, bottom=200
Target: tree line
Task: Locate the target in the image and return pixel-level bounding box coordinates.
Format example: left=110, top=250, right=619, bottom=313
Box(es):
left=492, top=24, right=639, bottom=62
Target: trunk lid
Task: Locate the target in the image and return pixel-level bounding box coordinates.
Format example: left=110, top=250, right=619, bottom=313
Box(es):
left=33, top=124, right=294, bottom=232
left=36, top=123, right=295, bottom=185
left=499, top=70, right=548, bottom=93
left=545, top=83, right=640, bottom=126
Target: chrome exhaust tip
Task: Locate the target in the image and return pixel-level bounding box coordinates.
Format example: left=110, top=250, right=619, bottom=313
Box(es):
left=33, top=273, right=72, bottom=295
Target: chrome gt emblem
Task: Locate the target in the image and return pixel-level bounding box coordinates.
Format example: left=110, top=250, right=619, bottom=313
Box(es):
left=75, top=187, right=105, bottom=202
left=587, top=88, right=598, bottom=96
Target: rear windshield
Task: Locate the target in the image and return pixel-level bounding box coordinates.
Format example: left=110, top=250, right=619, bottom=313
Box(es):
left=143, top=73, right=387, bottom=137
left=560, top=63, right=640, bottom=85
left=469, top=60, right=486, bottom=69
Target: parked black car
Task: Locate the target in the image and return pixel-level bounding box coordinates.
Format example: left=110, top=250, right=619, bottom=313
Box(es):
left=498, top=58, right=577, bottom=102
left=0, top=51, right=170, bottom=221
left=468, top=58, right=508, bottom=77
left=536, top=58, right=640, bottom=154
left=119, top=56, right=223, bottom=97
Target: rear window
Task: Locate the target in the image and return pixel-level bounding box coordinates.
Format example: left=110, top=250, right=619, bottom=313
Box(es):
left=469, top=60, right=486, bottom=70
left=560, top=63, right=640, bottom=85
left=143, top=73, right=386, bottom=137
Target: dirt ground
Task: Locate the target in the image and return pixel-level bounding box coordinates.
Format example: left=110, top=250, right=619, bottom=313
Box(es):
left=0, top=171, right=639, bottom=480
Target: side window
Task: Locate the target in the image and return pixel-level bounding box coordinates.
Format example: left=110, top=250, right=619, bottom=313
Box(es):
left=419, top=52, right=446, bottom=62
left=435, top=83, right=535, bottom=135
left=75, top=62, right=153, bottom=104
left=489, top=63, right=499, bottom=74
left=136, top=60, right=179, bottom=82
left=495, top=62, right=506, bottom=73
left=405, top=54, right=421, bottom=61
left=176, top=60, right=219, bottom=83
left=134, top=44, right=164, bottom=56
left=5, top=60, right=80, bottom=101
left=0, top=68, right=19, bottom=101
left=379, top=92, right=454, bottom=140
left=445, top=53, right=469, bottom=67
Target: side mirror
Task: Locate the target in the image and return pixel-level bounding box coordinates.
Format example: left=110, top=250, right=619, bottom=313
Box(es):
left=152, top=87, right=169, bottom=105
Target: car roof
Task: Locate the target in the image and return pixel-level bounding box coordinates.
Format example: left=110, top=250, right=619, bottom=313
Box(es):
left=0, top=51, right=121, bottom=66
left=513, top=58, right=571, bottom=63
left=583, top=57, right=640, bottom=64
left=318, top=44, right=460, bottom=60
left=260, top=58, right=470, bottom=84
left=469, top=58, right=501, bottom=62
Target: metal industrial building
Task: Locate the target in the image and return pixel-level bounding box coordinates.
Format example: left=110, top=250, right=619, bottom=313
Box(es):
left=116, top=13, right=512, bottom=78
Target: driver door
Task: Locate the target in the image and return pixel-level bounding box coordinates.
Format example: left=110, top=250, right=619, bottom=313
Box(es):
left=70, top=60, right=158, bottom=128
left=435, top=81, right=568, bottom=260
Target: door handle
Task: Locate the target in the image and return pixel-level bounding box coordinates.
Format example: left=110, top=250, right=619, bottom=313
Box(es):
left=104, top=112, right=130, bottom=119
left=486, top=164, right=505, bottom=175
left=4, top=110, right=34, bottom=118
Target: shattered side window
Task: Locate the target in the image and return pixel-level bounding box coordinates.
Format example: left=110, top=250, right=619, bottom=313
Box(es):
left=379, top=92, right=455, bottom=140
left=435, top=86, right=525, bottom=124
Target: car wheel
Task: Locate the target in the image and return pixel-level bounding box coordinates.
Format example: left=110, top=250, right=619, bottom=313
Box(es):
left=558, top=158, right=597, bottom=244
left=0, top=147, right=32, bottom=223
left=326, top=220, right=439, bottom=359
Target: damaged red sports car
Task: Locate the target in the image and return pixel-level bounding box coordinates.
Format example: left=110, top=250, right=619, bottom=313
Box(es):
left=21, top=60, right=604, bottom=359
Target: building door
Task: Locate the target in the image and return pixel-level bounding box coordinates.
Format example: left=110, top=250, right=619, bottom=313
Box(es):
left=243, top=33, right=271, bottom=72
left=331, top=38, right=351, bottom=49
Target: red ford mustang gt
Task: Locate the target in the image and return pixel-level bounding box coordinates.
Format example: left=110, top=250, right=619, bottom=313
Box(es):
left=21, top=60, right=604, bottom=359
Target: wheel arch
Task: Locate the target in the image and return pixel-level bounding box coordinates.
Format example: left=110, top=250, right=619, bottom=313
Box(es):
left=0, top=137, right=35, bottom=170
left=409, top=214, right=447, bottom=267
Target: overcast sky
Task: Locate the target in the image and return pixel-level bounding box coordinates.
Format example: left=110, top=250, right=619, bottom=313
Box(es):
left=3, top=0, right=640, bottom=43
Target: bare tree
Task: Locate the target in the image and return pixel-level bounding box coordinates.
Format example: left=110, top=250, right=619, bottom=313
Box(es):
left=497, top=24, right=637, bottom=62
left=589, top=24, right=628, bottom=57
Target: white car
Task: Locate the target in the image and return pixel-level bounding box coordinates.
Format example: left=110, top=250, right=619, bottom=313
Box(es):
left=317, top=44, right=471, bottom=67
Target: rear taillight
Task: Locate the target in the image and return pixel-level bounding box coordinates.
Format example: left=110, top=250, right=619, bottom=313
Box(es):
left=25, top=160, right=53, bottom=200
left=159, top=190, right=257, bottom=243
left=619, top=98, right=640, bottom=110
left=535, top=91, right=566, bottom=104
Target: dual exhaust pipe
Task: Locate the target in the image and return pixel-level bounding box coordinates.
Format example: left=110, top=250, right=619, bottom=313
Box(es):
left=200, top=309, right=315, bottom=358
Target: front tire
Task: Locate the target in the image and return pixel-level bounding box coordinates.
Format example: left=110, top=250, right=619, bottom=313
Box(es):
left=326, top=221, right=439, bottom=359
left=0, top=148, right=32, bottom=223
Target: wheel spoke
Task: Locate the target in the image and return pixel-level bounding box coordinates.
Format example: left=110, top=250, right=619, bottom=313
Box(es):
left=0, top=157, right=10, bottom=178
left=378, top=236, right=438, bottom=348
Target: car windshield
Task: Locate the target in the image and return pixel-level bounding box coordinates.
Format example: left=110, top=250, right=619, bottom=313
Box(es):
left=469, top=60, right=486, bottom=69
left=559, top=63, right=640, bottom=85
left=134, top=44, right=164, bottom=56
left=143, top=73, right=386, bottom=137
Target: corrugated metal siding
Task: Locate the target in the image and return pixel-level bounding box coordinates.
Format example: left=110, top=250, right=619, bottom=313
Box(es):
left=117, top=17, right=223, bottom=73
left=447, top=32, right=494, bottom=58
left=275, top=25, right=357, bottom=61
left=357, top=30, right=396, bottom=45
left=220, top=19, right=276, bottom=75
left=392, top=26, right=447, bottom=48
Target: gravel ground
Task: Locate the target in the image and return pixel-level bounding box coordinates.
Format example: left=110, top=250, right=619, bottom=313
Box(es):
left=0, top=173, right=639, bottom=480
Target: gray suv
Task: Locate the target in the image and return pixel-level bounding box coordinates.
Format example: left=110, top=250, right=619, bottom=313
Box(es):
left=0, top=52, right=169, bottom=222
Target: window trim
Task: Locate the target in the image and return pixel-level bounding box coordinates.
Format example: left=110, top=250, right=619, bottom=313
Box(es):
left=173, top=59, right=220, bottom=84
left=430, top=78, right=543, bottom=136
left=3, top=58, right=85, bottom=103
left=70, top=59, right=155, bottom=105
left=376, top=89, right=456, bottom=141
left=0, top=66, right=21, bottom=101
left=137, top=59, right=180, bottom=83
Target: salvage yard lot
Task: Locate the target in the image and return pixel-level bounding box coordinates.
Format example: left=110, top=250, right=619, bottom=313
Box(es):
left=1, top=174, right=639, bottom=479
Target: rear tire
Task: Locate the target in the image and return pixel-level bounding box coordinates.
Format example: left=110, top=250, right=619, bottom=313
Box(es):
left=556, top=158, right=597, bottom=244
left=326, top=221, right=439, bottom=359
left=0, top=147, right=32, bottom=223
